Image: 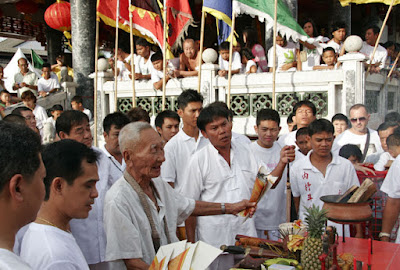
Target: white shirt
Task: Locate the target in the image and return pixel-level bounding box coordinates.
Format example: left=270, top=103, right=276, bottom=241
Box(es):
left=251, top=141, right=286, bottom=230
left=268, top=42, right=298, bottom=72
left=116, top=54, right=134, bottom=81
left=20, top=223, right=89, bottom=270
left=218, top=51, right=242, bottom=71
left=180, top=141, right=258, bottom=248
left=332, top=129, right=383, bottom=159
left=83, top=108, right=92, bottom=121
left=278, top=130, right=297, bottom=148
left=232, top=132, right=251, bottom=145
left=161, top=129, right=209, bottom=190
left=326, top=40, right=343, bottom=54
left=301, top=47, right=321, bottom=71
left=100, top=144, right=126, bottom=176
left=290, top=151, right=359, bottom=222
left=69, top=147, right=112, bottom=265
left=0, top=248, right=31, bottom=270
left=33, top=105, right=48, bottom=131
left=136, top=51, right=155, bottom=76
left=37, top=74, right=60, bottom=93
left=150, top=68, right=164, bottom=84
left=374, top=152, right=395, bottom=171
left=104, top=176, right=195, bottom=268
left=360, top=41, right=388, bottom=69
left=380, top=155, right=400, bottom=199
left=241, top=60, right=258, bottom=74
left=13, top=71, right=38, bottom=96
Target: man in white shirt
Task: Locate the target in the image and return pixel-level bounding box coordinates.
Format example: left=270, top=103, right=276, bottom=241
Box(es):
left=11, top=106, right=40, bottom=135
left=290, top=119, right=362, bottom=237
left=380, top=133, right=400, bottom=243
left=103, top=122, right=255, bottom=269
left=12, top=58, right=38, bottom=97
left=0, top=122, right=45, bottom=269
left=56, top=110, right=113, bottom=269
left=20, top=140, right=99, bottom=270
left=37, top=63, right=60, bottom=97
left=155, top=110, right=180, bottom=142
left=326, top=22, right=346, bottom=55
left=251, top=109, right=295, bottom=240
left=374, top=121, right=398, bottom=171
left=360, top=25, right=388, bottom=72
left=333, top=104, right=383, bottom=162
left=101, top=112, right=130, bottom=177
left=134, top=38, right=154, bottom=80
left=109, top=43, right=134, bottom=81
left=218, top=41, right=242, bottom=76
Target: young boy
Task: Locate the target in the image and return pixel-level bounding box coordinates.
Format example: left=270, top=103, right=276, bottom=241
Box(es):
left=374, top=121, right=398, bottom=170
left=134, top=38, right=154, bottom=80
left=268, top=34, right=301, bottom=72
left=290, top=119, right=361, bottom=237
left=0, top=90, right=11, bottom=118
left=332, top=113, right=349, bottom=137
left=327, top=21, right=346, bottom=55
left=21, top=90, right=48, bottom=133
left=37, top=63, right=60, bottom=97
left=71, top=95, right=92, bottom=121
left=151, top=51, right=172, bottom=90
left=313, top=47, right=341, bottom=70
left=295, top=127, right=311, bottom=158
left=251, top=109, right=295, bottom=240
left=218, top=41, right=242, bottom=76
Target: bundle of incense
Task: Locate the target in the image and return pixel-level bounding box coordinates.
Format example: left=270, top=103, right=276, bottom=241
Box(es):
left=239, top=166, right=278, bottom=217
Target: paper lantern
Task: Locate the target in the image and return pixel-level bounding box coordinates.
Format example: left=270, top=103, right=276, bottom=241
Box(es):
left=44, top=0, right=71, bottom=38
left=16, top=0, right=39, bottom=15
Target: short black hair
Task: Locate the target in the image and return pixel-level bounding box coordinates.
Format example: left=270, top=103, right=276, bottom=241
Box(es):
left=126, top=107, right=150, bottom=123
left=208, top=101, right=234, bottom=120
left=308, top=119, right=334, bottom=137
left=0, top=122, right=42, bottom=192
left=366, top=25, right=380, bottom=35
left=241, top=47, right=254, bottom=61
left=197, top=103, right=230, bottom=132
left=3, top=114, right=27, bottom=126
left=296, top=127, right=309, bottom=139
left=287, top=112, right=295, bottom=124
left=0, top=89, right=10, bottom=95
left=11, top=106, right=32, bottom=116
left=42, top=140, right=98, bottom=201
left=332, top=113, right=349, bottom=125
left=331, top=21, right=346, bottom=33
left=177, top=89, right=203, bottom=110
left=71, top=95, right=83, bottom=104
left=21, top=90, right=36, bottom=102
left=293, top=100, right=317, bottom=116
left=136, top=37, right=150, bottom=47
left=256, top=108, right=280, bottom=126
left=155, top=110, right=180, bottom=128
left=151, top=51, right=163, bottom=62
left=387, top=133, right=400, bottom=148
left=219, top=41, right=230, bottom=51
left=42, top=62, right=51, bottom=69
left=385, top=111, right=400, bottom=123
left=56, top=110, right=89, bottom=136
left=323, top=47, right=336, bottom=55
left=103, top=112, right=130, bottom=133
left=377, top=121, right=398, bottom=132
left=51, top=104, right=64, bottom=112
left=339, top=144, right=362, bottom=161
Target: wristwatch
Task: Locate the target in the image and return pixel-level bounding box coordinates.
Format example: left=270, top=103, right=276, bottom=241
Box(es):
left=221, top=203, right=226, bottom=214
left=379, top=232, right=390, bottom=238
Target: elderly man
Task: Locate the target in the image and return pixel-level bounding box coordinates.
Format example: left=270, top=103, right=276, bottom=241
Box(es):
left=103, top=122, right=255, bottom=269
left=333, top=104, right=383, bottom=163
left=174, top=39, right=201, bottom=78
left=12, top=58, right=38, bottom=96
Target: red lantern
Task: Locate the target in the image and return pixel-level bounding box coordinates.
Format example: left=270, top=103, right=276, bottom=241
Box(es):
left=16, top=0, right=39, bottom=15
left=44, top=0, right=71, bottom=32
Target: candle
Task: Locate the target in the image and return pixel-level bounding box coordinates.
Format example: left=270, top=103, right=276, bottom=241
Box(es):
left=368, top=238, right=372, bottom=265
left=353, top=257, right=356, bottom=270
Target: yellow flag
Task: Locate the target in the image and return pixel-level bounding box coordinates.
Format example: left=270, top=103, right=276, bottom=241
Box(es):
left=339, top=0, right=400, bottom=6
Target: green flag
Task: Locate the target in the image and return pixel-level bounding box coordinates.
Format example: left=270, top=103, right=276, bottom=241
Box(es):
left=31, top=49, right=44, bottom=69
left=232, top=0, right=308, bottom=42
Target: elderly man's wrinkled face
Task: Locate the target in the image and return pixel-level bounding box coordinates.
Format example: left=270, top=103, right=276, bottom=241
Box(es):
left=128, top=128, right=166, bottom=179
left=18, top=58, right=29, bottom=74
left=183, top=40, right=197, bottom=59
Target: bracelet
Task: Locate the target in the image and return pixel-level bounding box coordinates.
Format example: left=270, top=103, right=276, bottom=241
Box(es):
left=221, top=203, right=226, bottom=214
left=379, top=232, right=390, bottom=238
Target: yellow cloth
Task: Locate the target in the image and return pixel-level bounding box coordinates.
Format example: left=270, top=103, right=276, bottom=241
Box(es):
left=52, top=66, right=74, bottom=81
left=339, top=0, right=400, bottom=6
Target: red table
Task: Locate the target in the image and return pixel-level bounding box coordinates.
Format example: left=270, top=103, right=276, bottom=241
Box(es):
left=337, top=238, right=400, bottom=269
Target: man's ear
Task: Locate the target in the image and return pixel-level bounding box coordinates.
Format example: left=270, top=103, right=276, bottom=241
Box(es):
left=254, top=125, right=258, bottom=134
left=367, top=114, right=371, bottom=121
left=51, top=177, right=64, bottom=196
left=177, top=108, right=184, bottom=118
left=201, top=129, right=208, bottom=139
left=156, top=126, right=162, bottom=135
left=8, top=174, right=24, bottom=202
left=58, top=131, right=68, bottom=140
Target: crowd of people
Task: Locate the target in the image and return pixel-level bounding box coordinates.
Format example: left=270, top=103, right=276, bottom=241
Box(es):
left=2, top=86, right=400, bottom=269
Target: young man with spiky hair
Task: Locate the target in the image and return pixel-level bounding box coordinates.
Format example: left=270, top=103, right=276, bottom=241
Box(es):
left=290, top=119, right=361, bottom=237
left=20, top=140, right=99, bottom=269
left=251, top=109, right=295, bottom=240
left=155, top=110, right=180, bottom=142
left=0, top=122, right=44, bottom=269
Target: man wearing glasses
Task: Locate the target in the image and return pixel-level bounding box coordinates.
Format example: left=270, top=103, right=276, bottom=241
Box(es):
left=333, top=104, right=383, bottom=162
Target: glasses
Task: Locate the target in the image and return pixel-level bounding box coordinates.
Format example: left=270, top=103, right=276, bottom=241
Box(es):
left=350, top=117, right=367, bottom=123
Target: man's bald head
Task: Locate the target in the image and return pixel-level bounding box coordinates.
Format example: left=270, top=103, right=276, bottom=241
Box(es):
left=183, top=39, right=197, bottom=59
left=18, top=58, right=28, bottom=73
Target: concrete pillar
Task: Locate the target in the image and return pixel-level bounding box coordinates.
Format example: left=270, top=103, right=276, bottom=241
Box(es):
left=332, top=0, right=351, bottom=35
left=199, top=48, right=219, bottom=105
left=45, top=0, right=63, bottom=65
left=70, top=0, right=96, bottom=112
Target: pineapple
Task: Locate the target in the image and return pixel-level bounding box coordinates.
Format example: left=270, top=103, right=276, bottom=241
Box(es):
left=301, top=205, right=328, bottom=270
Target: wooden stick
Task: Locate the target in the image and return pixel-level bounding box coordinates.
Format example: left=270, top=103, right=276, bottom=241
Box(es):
left=129, top=10, right=136, bottom=108
left=286, top=163, right=291, bottom=222
left=272, top=0, right=278, bottom=110
left=162, top=0, right=167, bottom=111
left=227, top=12, right=236, bottom=109
left=197, top=10, right=206, bottom=93
left=379, top=51, right=400, bottom=91
left=93, top=18, right=100, bottom=147
left=366, top=0, right=395, bottom=75
left=113, top=0, right=120, bottom=112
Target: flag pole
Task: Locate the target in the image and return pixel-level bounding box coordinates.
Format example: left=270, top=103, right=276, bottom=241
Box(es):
left=366, top=0, right=395, bottom=75
left=93, top=17, right=100, bottom=147
left=129, top=9, right=136, bottom=108
left=113, top=0, right=120, bottom=112
left=227, top=12, right=236, bottom=109
left=272, top=0, right=278, bottom=110
left=197, top=9, right=206, bottom=93
left=162, top=0, right=168, bottom=110
left=379, top=52, right=400, bottom=91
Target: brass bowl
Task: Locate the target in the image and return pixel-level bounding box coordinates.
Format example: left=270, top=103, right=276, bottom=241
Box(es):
left=320, top=195, right=372, bottom=223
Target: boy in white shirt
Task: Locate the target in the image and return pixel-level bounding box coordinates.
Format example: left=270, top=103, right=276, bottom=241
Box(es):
left=218, top=41, right=242, bottom=76
left=151, top=51, right=172, bottom=90
left=374, top=122, right=398, bottom=171
left=326, top=21, right=346, bottom=55
left=268, top=34, right=301, bottom=72
left=20, top=140, right=99, bottom=269
left=313, top=47, right=341, bottom=70
left=71, top=95, right=92, bottom=121
left=134, top=38, right=154, bottom=80
left=37, top=63, right=60, bottom=97
left=251, top=109, right=295, bottom=240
